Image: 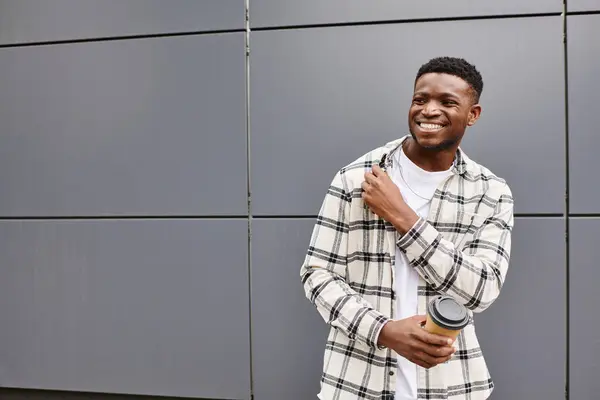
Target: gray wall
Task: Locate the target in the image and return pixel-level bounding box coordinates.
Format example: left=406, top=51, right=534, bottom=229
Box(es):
left=0, top=1, right=595, bottom=399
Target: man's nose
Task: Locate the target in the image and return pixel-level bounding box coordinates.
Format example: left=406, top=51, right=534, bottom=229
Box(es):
left=422, top=102, right=441, bottom=116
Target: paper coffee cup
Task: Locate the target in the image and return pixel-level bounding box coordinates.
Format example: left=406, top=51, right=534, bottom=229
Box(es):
left=423, top=295, right=470, bottom=339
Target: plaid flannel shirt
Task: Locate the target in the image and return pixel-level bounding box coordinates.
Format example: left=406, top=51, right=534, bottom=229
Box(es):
left=301, top=136, right=514, bottom=400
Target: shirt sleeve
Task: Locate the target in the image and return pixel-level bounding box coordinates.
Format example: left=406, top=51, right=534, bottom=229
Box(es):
left=301, top=171, right=389, bottom=348
left=396, top=182, right=514, bottom=313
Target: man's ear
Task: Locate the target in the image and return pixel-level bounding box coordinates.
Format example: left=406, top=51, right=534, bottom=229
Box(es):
left=467, top=104, right=482, bottom=126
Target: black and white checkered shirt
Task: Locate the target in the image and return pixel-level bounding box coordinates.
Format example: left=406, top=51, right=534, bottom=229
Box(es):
left=301, top=136, right=514, bottom=399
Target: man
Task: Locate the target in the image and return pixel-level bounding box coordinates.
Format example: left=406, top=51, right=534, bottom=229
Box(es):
left=301, top=56, right=514, bottom=400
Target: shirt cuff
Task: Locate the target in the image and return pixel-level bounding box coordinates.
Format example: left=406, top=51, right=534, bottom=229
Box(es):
left=396, top=217, right=440, bottom=260
left=352, top=309, right=390, bottom=349
left=375, top=319, right=391, bottom=350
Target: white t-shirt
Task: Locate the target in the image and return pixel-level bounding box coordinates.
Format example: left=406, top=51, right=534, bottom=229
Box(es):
left=390, top=148, right=453, bottom=400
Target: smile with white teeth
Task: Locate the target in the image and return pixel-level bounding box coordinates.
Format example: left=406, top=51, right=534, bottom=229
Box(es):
left=418, top=122, right=445, bottom=131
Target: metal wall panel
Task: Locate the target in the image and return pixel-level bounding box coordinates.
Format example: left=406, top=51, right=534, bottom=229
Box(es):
left=0, top=33, right=247, bottom=216
left=250, top=0, right=562, bottom=28
left=569, top=218, right=600, bottom=400
left=567, top=15, right=600, bottom=213
left=251, top=219, right=328, bottom=400
left=476, top=218, right=566, bottom=399
left=0, top=0, right=244, bottom=44
left=568, top=0, right=600, bottom=12
left=252, top=219, right=328, bottom=400
left=0, top=219, right=251, bottom=399
left=251, top=17, right=564, bottom=215
left=0, top=388, right=198, bottom=400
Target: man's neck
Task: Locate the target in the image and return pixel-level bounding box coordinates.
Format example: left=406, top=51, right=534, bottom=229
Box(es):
left=402, top=138, right=457, bottom=172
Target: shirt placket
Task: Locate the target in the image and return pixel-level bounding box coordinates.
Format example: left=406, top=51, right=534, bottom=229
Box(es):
left=381, top=149, right=400, bottom=395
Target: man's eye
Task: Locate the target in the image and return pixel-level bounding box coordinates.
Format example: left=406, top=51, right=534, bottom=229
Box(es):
left=442, top=101, right=457, bottom=106
left=413, top=98, right=425, bottom=104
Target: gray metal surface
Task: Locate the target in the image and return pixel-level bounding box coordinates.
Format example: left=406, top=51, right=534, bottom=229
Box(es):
left=568, top=0, right=600, bottom=12
left=0, top=33, right=247, bottom=217
left=251, top=219, right=328, bottom=400
left=0, top=388, right=209, bottom=400
left=569, top=218, right=600, bottom=400
left=0, top=219, right=251, bottom=399
left=250, top=17, right=564, bottom=215
left=567, top=15, right=600, bottom=213
left=0, top=2, right=575, bottom=399
left=0, top=0, right=244, bottom=44
left=250, top=0, right=562, bottom=28
left=476, top=218, right=566, bottom=399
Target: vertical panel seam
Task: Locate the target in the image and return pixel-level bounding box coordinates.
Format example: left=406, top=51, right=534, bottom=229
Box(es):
left=562, top=0, right=570, bottom=398
left=245, top=0, right=255, bottom=398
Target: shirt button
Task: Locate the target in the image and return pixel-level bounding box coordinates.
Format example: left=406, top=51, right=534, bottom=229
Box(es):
left=389, top=370, right=395, bottom=376
left=424, top=275, right=430, bottom=281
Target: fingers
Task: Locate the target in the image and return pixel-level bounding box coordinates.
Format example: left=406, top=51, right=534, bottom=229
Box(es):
left=411, top=335, right=455, bottom=369
left=417, top=329, right=454, bottom=346
left=428, top=343, right=455, bottom=357
left=371, top=164, right=384, bottom=176
left=407, top=356, right=432, bottom=369
left=364, top=164, right=391, bottom=189
left=410, top=327, right=455, bottom=362
left=365, top=164, right=388, bottom=182
left=409, top=315, right=427, bottom=324
left=413, top=336, right=455, bottom=356
left=368, top=165, right=389, bottom=180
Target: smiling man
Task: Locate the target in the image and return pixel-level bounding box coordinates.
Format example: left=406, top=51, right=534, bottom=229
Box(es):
left=301, top=57, right=514, bottom=400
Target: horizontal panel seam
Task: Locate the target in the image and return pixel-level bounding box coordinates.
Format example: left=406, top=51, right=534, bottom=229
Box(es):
left=0, top=28, right=245, bottom=49
left=252, top=12, right=562, bottom=32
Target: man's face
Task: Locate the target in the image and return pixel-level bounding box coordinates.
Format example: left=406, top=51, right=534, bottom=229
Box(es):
left=408, top=72, right=481, bottom=151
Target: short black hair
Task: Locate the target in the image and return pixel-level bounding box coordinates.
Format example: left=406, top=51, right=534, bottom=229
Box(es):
left=415, top=56, right=483, bottom=103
